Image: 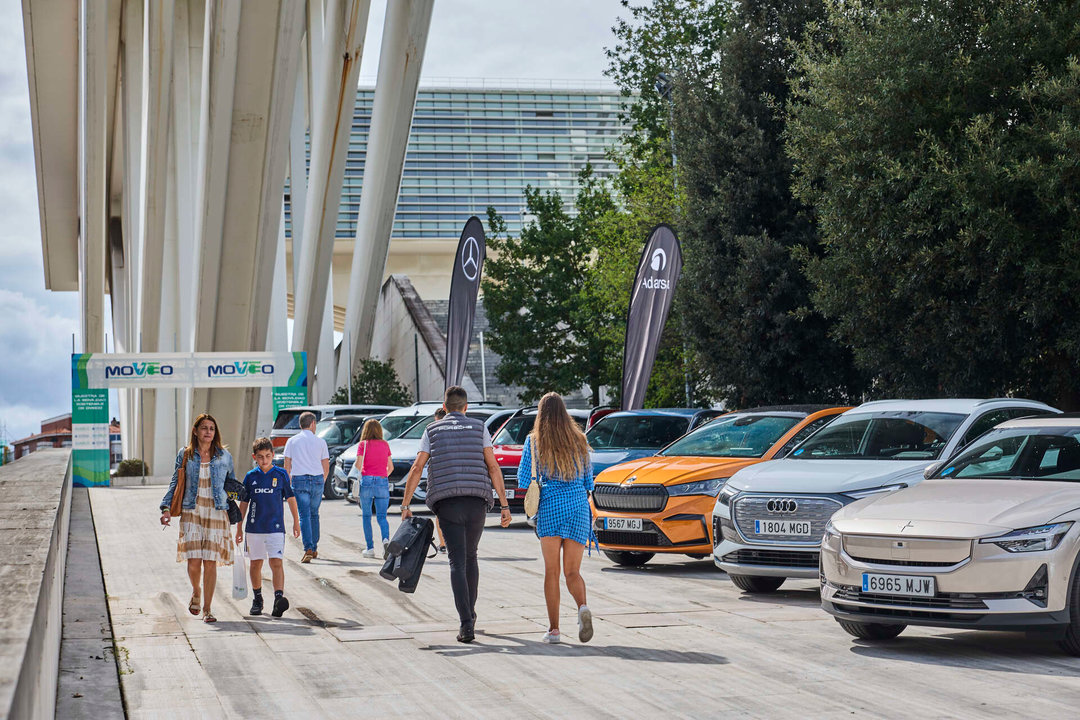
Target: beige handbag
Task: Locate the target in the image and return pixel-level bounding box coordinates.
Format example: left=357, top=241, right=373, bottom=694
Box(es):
left=524, top=437, right=541, bottom=518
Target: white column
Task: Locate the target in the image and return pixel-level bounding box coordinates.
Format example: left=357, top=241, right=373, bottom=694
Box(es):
left=78, top=0, right=108, bottom=354
left=338, top=0, right=433, bottom=383
left=291, top=0, right=370, bottom=385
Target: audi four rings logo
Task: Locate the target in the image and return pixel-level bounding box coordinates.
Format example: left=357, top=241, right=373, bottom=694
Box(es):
left=461, top=236, right=481, bottom=281
left=766, top=499, right=799, bottom=513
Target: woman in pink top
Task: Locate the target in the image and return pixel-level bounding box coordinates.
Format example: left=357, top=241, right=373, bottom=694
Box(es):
left=354, top=419, right=393, bottom=558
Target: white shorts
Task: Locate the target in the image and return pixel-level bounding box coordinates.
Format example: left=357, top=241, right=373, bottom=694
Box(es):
left=245, top=532, right=285, bottom=561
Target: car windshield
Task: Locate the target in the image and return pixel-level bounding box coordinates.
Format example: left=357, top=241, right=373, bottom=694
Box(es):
left=381, top=415, right=421, bottom=440
left=938, top=429, right=1080, bottom=482
left=791, top=411, right=966, bottom=460
left=315, top=420, right=345, bottom=445
left=587, top=415, right=690, bottom=451
left=399, top=412, right=494, bottom=440
left=659, top=415, right=800, bottom=458
left=493, top=414, right=586, bottom=446
left=273, top=410, right=312, bottom=430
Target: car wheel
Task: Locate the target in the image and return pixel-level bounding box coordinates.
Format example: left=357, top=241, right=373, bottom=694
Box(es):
left=1057, top=566, right=1080, bottom=656
left=729, top=574, right=785, bottom=593
left=323, top=475, right=346, bottom=500
left=836, top=618, right=906, bottom=641
left=603, top=550, right=654, bottom=567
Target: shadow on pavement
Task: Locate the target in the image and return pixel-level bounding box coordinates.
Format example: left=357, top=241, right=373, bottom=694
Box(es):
left=734, top=587, right=820, bottom=607
left=599, top=560, right=718, bottom=577
left=421, top=633, right=728, bottom=664
left=848, top=631, right=1080, bottom=676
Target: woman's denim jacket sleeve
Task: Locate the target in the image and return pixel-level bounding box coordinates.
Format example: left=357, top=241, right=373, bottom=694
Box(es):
left=160, top=447, right=235, bottom=512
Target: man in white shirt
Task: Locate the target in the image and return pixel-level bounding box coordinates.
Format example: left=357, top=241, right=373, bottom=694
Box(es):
left=283, top=412, right=330, bottom=563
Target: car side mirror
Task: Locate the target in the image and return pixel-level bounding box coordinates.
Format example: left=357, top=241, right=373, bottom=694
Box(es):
left=923, top=461, right=944, bottom=480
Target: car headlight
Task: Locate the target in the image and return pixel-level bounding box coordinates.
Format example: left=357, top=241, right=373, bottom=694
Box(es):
left=979, top=523, right=1073, bottom=553
left=824, top=520, right=840, bottom=541
left=842, top=483, right=907, bottom=501
left=667, top=478, right=728, bottom=497
left=718, top=484, right=739, bottom=506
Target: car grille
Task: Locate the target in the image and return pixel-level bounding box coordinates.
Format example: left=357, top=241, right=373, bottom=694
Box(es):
left=847, top=556, right=960, bottom=568
left=596, top=530, right=662, bottom=547
left=733, top=494, right=842, bottom=545
left=340, top=458, right=354, bottom=474
left=500, top=467, right=519, bottom=489
left=830, top=584, right=988, bottom=610
left=593, top=484, right=667, bottom=512
left=722, top=549, right=820, bottom=568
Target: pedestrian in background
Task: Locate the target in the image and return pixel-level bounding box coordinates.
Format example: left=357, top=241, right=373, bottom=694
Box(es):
left=427, top=408, right=448, bottom=553
left=159, top=413, right=236, bottom=623
left=400, top=386, right=512, bottom=643
left=284, top=411, right=330, bottom=563
left=354, top=419, right=394, bottom=558
left=517, top=392, right=595, bottom=644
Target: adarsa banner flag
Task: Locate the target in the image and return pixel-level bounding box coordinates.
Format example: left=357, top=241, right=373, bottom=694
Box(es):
left=620, top=224, right=683, bottom=411
left=445, top=216, right=486, bottom=388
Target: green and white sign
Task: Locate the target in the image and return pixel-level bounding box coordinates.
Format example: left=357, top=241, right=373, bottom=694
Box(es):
left=71, top=352, right=307, bottom=487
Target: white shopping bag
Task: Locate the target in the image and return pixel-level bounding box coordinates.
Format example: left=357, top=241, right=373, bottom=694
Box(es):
left=232, top=541, right=248, bottom=600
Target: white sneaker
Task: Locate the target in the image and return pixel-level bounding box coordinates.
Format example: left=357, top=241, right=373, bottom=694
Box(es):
left=362, top=548, right=376, bottom=559
left=542, top=629, right=561, bottom=644
left=577, top=605, right=594, bottom=643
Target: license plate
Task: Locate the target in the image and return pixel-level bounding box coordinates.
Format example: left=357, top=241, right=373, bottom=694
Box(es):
left=862, top=573, right=936, bottom=597
left=605, top=517, right=643, bottom=531
left=505, top=489, right=514, bottom=499
left=754, top=519, right=812, bottom=536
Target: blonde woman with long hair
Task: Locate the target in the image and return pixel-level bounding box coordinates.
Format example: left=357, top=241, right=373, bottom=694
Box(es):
left=517, top=392, right=597, bottom=644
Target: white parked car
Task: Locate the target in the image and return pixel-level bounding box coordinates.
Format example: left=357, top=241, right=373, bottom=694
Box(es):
left=336, top=403, right=507, bottom=504
left=712, top=398, right=1058, bottom=593
left=821, top=415, right=1080, bottom=654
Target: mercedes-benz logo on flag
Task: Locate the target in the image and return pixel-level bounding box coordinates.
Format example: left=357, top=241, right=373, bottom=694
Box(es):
left=650, top=247, right=667, bottom=272
left=461, top=236, right=481, bottom=281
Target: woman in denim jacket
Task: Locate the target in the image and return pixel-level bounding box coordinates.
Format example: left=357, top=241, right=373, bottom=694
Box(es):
left=160, top=413, right=236, bottom=622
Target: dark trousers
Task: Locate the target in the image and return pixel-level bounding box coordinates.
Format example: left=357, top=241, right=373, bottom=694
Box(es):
left=434, top=496, right=487, bottom=629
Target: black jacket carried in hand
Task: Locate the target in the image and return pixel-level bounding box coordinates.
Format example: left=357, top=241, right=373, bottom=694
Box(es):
left=380, top=517, right=436, bottom=593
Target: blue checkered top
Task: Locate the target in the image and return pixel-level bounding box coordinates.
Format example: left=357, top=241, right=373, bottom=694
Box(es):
left=517, top=436, right=597, bottom=549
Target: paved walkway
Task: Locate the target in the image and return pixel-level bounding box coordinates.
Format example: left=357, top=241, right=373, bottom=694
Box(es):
left=92, top=487, right=1080, bottom=719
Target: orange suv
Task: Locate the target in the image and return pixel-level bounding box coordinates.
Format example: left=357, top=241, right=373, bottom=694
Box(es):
left=591, top=405, right=849, bottom=566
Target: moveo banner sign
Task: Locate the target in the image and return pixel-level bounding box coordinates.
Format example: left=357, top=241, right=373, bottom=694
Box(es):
left=620, top=224, right=683, bottom=411
left=71, top=352, right=307, bottom=487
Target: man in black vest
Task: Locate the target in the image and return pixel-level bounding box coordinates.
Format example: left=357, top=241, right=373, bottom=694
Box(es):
left=401, top=386, right=512, bottom=642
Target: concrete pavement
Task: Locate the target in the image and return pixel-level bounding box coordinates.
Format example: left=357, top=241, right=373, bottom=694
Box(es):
left=91, top=486, right=1080, bottom=719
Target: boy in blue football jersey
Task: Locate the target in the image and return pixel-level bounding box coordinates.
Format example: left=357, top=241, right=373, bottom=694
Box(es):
left=236, top=437, right=300, bottom=617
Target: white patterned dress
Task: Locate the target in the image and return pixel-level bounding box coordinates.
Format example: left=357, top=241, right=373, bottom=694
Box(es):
left=177, top=461, right=233, bottom=564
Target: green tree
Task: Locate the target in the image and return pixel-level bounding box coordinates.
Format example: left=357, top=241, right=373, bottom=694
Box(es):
left=786, top=0, right=1080, bottom=408
left=483, top=169, right=620, bottom=405
left=671, top=0, right=863, bottom=407
left=329, top=358, right=412, bottom=406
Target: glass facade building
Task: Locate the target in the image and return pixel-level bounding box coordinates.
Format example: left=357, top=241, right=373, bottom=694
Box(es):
left=287, top=84, right=625, bottom=243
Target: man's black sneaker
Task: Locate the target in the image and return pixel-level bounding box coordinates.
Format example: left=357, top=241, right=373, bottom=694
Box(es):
left=272, top=594, right=289, bottom=617
left=457, top=625, right=475, bottom=643
left=250, top=595, right=263, bottom=616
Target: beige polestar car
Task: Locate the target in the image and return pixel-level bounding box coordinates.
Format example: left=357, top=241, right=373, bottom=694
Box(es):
left=821, top=415, right=1080, bottom=655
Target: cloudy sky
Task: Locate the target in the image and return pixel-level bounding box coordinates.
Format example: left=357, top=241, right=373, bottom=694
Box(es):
left=0, top=0, right=624, bottom=443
